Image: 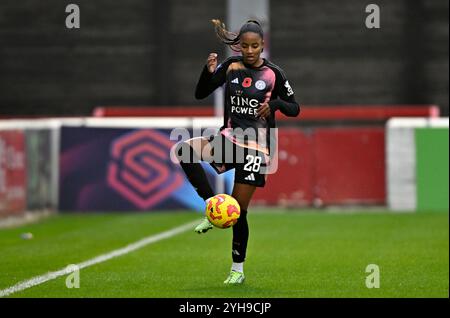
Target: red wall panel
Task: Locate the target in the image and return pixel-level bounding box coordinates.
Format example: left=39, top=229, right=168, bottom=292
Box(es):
left=313, top=128, right=385, bottom=205
left=92, top=105, right=439, bottom=121
left=0, top=130, right=27, bottom=217
left=252, top=129, right=314, bottom=206
left=252, top=127, right=386, bottom=207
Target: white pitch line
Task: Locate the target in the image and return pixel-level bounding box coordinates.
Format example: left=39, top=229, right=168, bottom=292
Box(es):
left=0, top=220, right=199, bottom=298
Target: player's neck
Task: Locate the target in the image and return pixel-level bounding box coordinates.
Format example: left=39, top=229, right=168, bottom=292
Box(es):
left=244, top=57, right=264, bottom=68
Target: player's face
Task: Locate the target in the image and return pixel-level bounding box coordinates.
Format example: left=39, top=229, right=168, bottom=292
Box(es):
left=240, top=32, right=264, bottom=66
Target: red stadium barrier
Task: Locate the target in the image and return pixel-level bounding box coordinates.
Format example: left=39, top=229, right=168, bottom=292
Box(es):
left=252, top=129, right=314, bottom=206
left=252, top=127, right=386, bottom=206
left=92, top=105, right=440, bottom=120
left=276, top=105, right=440, bottom=121
left=93, top=106, right=214, bottom=117
left=0, top=130, right=27, bottom=217
left=313, top=127, right=386, bottom=205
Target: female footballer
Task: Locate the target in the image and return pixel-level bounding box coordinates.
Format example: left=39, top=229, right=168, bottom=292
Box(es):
left=175, top=19, right=300, bottom=284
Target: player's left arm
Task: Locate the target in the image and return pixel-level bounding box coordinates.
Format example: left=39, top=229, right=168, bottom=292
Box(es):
left=267, top=68, right=301, bottom=117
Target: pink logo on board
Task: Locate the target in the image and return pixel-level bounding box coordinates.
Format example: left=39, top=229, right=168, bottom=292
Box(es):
left=107, top=130, right=183, bottom=209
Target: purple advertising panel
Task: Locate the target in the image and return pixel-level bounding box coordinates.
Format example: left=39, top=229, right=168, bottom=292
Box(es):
left=59, top=127, right=231, bottom=212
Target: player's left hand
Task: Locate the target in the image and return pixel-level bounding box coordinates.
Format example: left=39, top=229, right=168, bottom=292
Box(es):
left=257, top=102, right=271, bottom=118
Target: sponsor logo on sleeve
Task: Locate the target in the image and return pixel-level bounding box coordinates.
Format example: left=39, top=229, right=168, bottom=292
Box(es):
left=284, top=80, right=294, bottom=96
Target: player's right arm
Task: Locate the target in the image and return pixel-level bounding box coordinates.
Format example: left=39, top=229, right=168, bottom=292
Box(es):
left=195, top=53, right=229, bottom=99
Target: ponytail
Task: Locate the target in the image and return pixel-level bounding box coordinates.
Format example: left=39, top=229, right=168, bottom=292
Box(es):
left=211, top=19, right=264, bottom=52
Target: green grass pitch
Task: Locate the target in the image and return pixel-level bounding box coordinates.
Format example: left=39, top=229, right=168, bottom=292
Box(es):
left=0, top=210, right=448, bottom=298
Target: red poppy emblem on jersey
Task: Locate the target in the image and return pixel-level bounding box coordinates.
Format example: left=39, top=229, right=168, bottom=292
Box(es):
left=242, top=77, right=252, bottom=88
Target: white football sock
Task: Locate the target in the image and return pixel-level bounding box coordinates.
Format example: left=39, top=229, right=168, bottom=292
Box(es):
left=231, top=262, right=244, bottom=273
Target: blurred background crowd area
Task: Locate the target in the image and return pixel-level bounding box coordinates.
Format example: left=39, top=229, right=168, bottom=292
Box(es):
left=0, top=0, right=448, bottom=117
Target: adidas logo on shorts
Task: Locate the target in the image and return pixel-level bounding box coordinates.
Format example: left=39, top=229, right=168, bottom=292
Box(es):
left=244, top=173, right=255, bottom=181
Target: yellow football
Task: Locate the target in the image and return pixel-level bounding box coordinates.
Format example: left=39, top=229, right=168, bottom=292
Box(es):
left=206, top=194, right=241, bottom=229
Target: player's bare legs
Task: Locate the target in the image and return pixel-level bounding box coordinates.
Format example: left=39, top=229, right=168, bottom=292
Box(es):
left=224, top=182, right=256, bottom=284
left=232, top=183, right=256, bottom=210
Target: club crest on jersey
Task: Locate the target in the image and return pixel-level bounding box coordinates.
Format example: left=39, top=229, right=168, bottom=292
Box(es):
left=255, top=80, right=266, bottom=90
left=242, top=77, right=252, bottom=88
left=284, top=80, right=294, bottom=96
